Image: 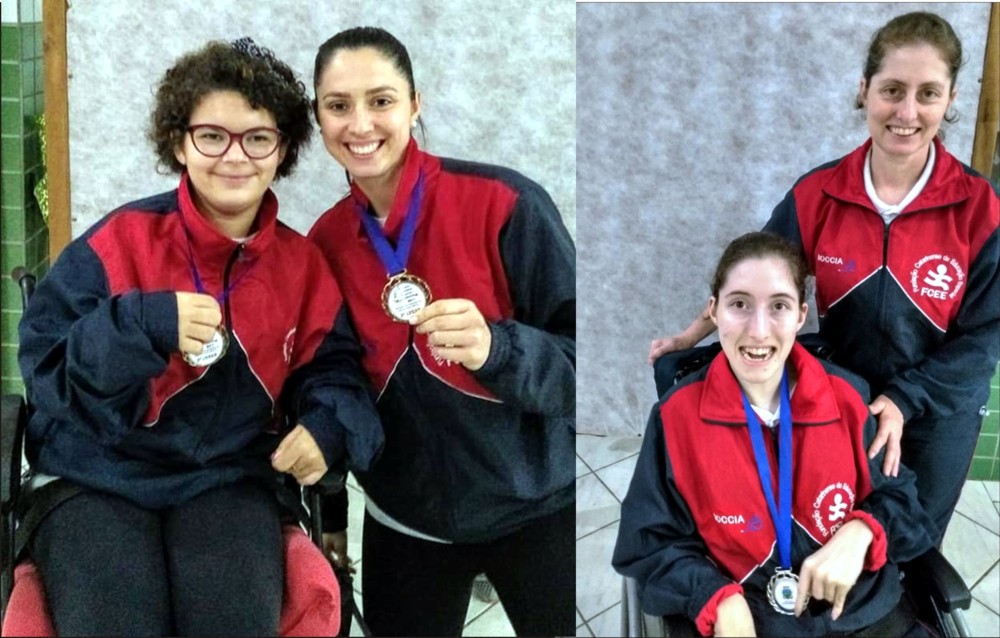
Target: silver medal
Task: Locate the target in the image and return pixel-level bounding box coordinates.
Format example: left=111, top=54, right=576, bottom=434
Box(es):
left=766, top=569, right=800, bottom=615
left=183, top=326, right=229, bottom=367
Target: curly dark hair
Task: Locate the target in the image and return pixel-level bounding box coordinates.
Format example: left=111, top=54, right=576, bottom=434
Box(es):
left=149, top=39, right=312, bottom=179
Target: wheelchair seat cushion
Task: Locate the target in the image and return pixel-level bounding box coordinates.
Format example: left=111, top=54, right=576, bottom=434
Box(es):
left=1, top=526, right=339, bottom=637
left=279, top=525, right=341, bottom=636
left=1, top=562, right=55, bottom=637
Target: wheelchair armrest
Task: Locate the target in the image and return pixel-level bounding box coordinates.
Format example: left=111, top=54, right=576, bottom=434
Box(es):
left=1, top=395, right=26, bottom=513
left=900, top=546, right=971, bottom=613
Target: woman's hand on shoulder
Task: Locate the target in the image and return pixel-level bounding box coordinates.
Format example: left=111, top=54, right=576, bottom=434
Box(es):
left=410, top=299, right=492, bottom=371
left=271, top=424, right=328, bottom=485
left=795, top=518, right=874, bottom=620
left=714, top=593, right=756, bottom=637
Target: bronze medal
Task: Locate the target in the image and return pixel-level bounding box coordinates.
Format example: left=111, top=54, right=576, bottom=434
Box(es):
left=381, top=272, right=432, bottom=322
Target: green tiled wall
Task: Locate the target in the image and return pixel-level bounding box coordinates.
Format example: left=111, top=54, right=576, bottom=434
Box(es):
left=969, top=365, right=1000, bottom=481
left=1, top=20, right=47, bottom=398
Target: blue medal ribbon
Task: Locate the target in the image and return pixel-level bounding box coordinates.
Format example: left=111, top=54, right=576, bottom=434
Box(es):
left=741, top=368, right=794, bottom=571
left=353, top=173, right=424, bottom=277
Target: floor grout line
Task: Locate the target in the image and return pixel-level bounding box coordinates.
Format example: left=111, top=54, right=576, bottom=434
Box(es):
left=970, top=593, right=1000, bottom=619
left=576, top=517, right=621, bottom=542
left=968, top=558, right=1000, bottom=592
left=952, top=509, right=1000, bottom=539
left=579, top=450, right=641, bottom=475
left=583, top=599, right=621, bottom=625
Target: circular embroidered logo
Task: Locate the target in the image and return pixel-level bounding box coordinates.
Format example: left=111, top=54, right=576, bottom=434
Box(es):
left=909, top=254, right=965, bottom=302
left=811, top=483, right=856, bottom=538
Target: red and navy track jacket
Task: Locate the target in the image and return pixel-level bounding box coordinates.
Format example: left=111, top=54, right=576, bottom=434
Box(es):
left=613, top=343, right=936, bottom=637
left=18, top=176, right=383, bottom=509
left=309, top=140, right=575, bottom=543
left=764, top=138, right=1000, bottom=422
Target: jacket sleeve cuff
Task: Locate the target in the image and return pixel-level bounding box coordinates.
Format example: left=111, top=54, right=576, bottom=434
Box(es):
left=880, top=387, right=917, bottom=422
left=695, top=583, right=744, bottom=637
left=846, top=509, right=887, bottom=571
left=472, top=320, right=512, bottom=379
left=138, top=291, right=179, bottom=357
left=299, top=406, right=347, bottom=473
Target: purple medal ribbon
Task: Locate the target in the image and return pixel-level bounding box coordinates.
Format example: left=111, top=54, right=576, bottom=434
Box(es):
left=353, top=173, right=424, bottom=276
left=177, top=213, right=255, bottom=305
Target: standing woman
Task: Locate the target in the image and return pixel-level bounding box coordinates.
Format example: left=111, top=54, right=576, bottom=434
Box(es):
left=17, top=39, right=382, bottom=635
left=308, top=26, right=575, bottom=637
left=649, top=11, right=999, bottom=545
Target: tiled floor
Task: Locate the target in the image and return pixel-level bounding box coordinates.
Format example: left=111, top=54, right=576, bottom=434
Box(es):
left=576, top=433, right=1000, bottom=638
left=339, top=473, right=515, bottom=637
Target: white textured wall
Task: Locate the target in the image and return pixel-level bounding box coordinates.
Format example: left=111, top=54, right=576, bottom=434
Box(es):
left=576, top=3, right=990, bottom=435
left=66, top=0, right=575, bottom=237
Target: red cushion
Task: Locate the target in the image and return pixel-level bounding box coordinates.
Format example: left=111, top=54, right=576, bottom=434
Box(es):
left=1, top=525, right=339, bottom=637
left=1, top=562, right=55, bottom=637
left=279, top=525, right=341, bottom=637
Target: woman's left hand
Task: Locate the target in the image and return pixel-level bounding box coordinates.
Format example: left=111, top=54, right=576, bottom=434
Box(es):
left=795, top=519, right=873, bottom=620
left=866, top=394, right=905, bottom=477
left=271, top=424, right=328, bottom=485
left=411, top=299, right=492, bottom=371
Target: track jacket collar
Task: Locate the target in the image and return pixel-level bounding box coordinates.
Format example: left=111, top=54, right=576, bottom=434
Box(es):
left=177, top=172, right=278, bottom=263
left=348, top=138, right=437, bottom=241
left=699, top=342, right=843, bottom=426
left=821, top=137, right=971, bottom=214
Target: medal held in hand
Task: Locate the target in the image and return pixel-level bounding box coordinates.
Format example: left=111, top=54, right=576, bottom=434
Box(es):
left=177, top=212, right=256, bottom=368
left=741, top=369, right=801, bottom=615
left=354, top=173, right=432, bottom=322
left=183, top=325, right=230, bottom=367
left=382, top=271, right=432, bottom=322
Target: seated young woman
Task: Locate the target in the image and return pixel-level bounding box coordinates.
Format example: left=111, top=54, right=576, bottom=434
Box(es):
left=613, top=232, right=937, bottom=637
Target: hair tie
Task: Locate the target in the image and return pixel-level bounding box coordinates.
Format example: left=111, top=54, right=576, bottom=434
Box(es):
left=232, top=36, right=267, bottom=59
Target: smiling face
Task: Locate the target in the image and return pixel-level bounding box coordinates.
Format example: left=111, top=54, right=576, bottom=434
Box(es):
left=314, top=46, right=420, bottom=201
left=709, top=256, right=808, bottom=409
left=859, top=43, right=956, bottom=170
left=174, top=90, right=285, bottom=237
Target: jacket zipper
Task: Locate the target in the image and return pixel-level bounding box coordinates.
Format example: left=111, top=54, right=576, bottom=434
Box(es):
left=876, top=219, right=892, bottom=382
left=196, top=243, right=245, bottom=458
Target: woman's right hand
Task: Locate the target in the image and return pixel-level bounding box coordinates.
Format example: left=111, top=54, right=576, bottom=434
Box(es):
left=714, top=593, right=756, bottom=637
left=647, top=301, right=717, bottom=365
left=648, top=334, right=694, bottom=364
left=175, top=292, right=222, bottom=355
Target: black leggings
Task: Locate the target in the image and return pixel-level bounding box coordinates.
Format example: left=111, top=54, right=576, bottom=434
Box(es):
left=30, top=481, right=283, bottom=637
left=361, top=503, right=575, bottom=637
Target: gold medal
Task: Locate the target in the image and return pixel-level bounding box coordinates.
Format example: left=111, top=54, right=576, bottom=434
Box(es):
left=183, top=325, right=229, bottom=367
left=381, top=271, right=432, bottom=322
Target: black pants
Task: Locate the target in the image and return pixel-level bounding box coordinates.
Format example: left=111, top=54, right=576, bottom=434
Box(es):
left=30, top=480, right=283, bottom=637
left=900, top=411, right=983, bottom=545
left=361, top=503, right=575, bottom=637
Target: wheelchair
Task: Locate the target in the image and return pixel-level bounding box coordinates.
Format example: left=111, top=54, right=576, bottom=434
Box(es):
left=1, top=268, right=362, bottom=636
left=618, top=341, right=974, bottom=637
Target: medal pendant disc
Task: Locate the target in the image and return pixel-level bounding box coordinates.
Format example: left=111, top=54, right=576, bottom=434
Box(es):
left=382, top=273, right=431, bottom=322
left=183, top=326, right=229, bottom=367
left=766, top=570, right=799, bottom=615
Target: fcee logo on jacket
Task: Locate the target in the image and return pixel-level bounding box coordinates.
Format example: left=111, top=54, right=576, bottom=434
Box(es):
left=792, top=138, right=993, bottom=333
